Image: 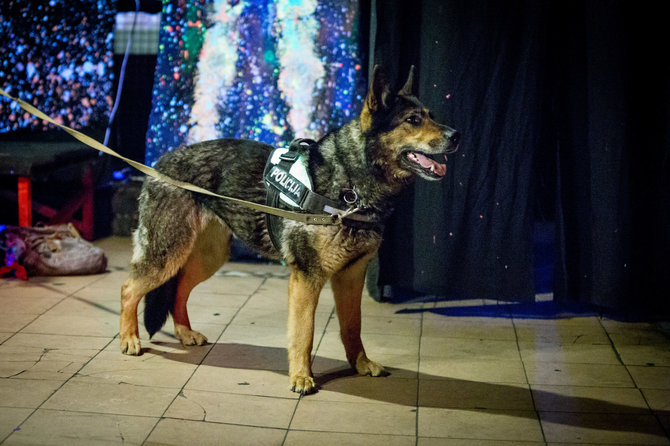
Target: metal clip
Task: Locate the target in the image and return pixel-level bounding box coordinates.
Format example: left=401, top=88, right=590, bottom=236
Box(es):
left=342, top=188, right=358, bottom=205
left=323, top=205, right=361, bottom=224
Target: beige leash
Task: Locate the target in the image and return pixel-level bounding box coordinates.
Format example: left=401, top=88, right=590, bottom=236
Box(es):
left=0, top=88, right=337, bottom=225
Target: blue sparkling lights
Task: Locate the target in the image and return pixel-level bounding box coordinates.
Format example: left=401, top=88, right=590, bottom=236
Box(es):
left=0, top=1, right=115, bottom=133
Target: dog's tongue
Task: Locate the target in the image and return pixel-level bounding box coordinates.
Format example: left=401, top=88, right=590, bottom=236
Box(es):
left=411, top=152, right=447, bottom=176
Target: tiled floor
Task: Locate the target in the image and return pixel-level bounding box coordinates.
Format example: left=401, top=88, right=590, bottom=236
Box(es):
left=1, top=237, right=669, bottom=445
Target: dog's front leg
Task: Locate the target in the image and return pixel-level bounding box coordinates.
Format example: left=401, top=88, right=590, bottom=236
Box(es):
left=287, top=267, right=323, bottom=394
left=331, top=254, right=387, bottom=377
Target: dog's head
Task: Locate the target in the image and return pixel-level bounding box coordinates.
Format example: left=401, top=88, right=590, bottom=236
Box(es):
left=361, top=65, right=460, bottom=183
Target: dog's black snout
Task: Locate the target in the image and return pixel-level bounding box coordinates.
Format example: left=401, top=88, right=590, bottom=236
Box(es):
left=444, top=129, right=460, bottom=153
left=448, top=131, right=461, bottom=146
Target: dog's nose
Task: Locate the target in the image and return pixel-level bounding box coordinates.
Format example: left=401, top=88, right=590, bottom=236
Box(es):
left=448, top=131, right=461, bottom=146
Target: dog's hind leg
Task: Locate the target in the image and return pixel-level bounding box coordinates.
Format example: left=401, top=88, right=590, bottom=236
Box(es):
left=121, top=273, right=172, bottom=355
left=287, top=267, right=326, bottom=394
left=330, top=253, right=387, bottom=377
left=120, top=194, right=205, bottom=355
left=172, top=217, right=232, bottom=346
left=121, top=256, right=189, bottom=355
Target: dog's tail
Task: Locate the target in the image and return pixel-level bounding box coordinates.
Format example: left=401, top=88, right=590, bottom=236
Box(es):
left=143, top=275, right=178, bottom=338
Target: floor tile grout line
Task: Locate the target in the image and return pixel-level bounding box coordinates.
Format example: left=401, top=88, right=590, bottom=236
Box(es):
left=281, top=384, right=305, bottom=445
left=140, top=276, right=270, bottom=446
left=598, top=316, right=648, bottom=391
left=146, top=415, right=292, bottom=438
left=598, top=317, right=670, bottom=440
left=0, top=315, right=44, bottom=347
left=598, top=316, right=628, bottom=368
left=208, top=276, right=271, bottom=344
left=0, top=334, right=119, bottom=445
left=55, top=273, right=111, bottom=299
left=510, top=313, right=549, bottom=445
left=286, top=428, right=417, bottom=438
left=414, top=302, right=425, bottom=446
left=159, top=416, right=290, bottom=431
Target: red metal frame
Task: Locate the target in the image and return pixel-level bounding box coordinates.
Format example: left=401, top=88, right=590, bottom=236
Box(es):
left=16, top=164, right=95, bottom=240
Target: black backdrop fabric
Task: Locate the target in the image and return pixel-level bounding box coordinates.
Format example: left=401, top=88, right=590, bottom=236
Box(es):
left=373, top=0, right=670, bottom=317
left=550, top=1, right=670, bottom=316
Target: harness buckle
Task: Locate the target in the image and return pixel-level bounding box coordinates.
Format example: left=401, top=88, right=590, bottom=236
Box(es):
left=280, top=138, right=316, bottom=162
left=279, top=151, right=300, bottom=162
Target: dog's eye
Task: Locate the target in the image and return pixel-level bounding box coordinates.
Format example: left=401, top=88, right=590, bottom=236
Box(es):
left=406, top=116, right=422, bottom=126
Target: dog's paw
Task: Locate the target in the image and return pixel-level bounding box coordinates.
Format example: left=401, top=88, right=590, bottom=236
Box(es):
left=175, top=325, right=208, bottom=346
left=120, top=335, right=142, bottom=356
left=289, top=375, right=318, bottom=395
left=355, top=354, right=388, bottom=377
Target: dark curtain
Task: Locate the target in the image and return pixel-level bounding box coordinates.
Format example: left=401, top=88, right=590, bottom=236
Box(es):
left=550, top=1, right=670, bottom=316
left=373, top=0, right=670, bottom=317
left=375, top=0, right=545, bottom=302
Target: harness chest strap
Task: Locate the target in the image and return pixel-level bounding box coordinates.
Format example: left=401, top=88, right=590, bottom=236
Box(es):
left=264, top=139, right=329, bottom=249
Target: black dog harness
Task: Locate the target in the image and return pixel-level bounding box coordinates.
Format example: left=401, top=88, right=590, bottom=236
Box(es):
left=263, top=138, right=379, bottom=251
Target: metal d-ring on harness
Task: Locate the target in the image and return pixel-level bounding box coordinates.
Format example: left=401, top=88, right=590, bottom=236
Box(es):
left=263, top=138, right=376, bottom=251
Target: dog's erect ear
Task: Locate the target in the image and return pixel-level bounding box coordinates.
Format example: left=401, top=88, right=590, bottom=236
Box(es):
left=398, top=65, right=416, bottom=96
left=361, top=65, right=393, bottom=131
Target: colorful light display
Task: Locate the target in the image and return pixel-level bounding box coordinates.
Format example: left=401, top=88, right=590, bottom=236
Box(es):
left=0, top=1, right=115, bottom=133
left=145, top=0, right=365, bottom=165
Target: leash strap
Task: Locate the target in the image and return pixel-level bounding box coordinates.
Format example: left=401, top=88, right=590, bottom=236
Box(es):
left=0, top=88, right=337, bottom=226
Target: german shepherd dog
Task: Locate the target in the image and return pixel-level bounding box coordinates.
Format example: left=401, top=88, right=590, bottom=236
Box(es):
left=120, top=66, right=459, bottom=394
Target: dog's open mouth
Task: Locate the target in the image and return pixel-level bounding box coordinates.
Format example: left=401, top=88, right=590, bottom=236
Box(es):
left=402, top=151, right=447, bottom=179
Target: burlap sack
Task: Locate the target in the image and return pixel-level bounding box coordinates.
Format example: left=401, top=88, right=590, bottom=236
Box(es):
left=1, top=223, right=107, bottom=276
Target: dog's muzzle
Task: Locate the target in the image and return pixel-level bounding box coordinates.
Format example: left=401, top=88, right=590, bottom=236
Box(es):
left=444, top=127, right=461, bottom=154
left=400, top=126, right=461, bottom=180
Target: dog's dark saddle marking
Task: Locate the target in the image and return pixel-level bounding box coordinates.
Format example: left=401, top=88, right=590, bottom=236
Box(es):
left=263, top=138, right=380, bottom=251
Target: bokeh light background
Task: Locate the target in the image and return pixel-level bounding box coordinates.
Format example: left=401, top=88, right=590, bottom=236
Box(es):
left=145, top=0, right=366, bottom=165
left=0, top=0, right=115, bottom=133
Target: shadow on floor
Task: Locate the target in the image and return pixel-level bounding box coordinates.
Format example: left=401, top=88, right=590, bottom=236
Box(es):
left=141, top=342, right=668, bottom=438
left=397, top=300, right=599, bottom=320
left=398, top=300, right=670, bottom=323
